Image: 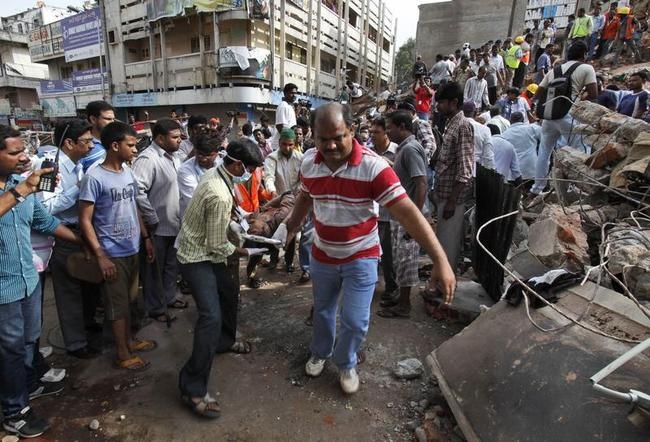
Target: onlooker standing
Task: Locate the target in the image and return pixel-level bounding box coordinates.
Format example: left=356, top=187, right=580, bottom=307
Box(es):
left=612, top=7, right=642, bottom=67
left=487, top=123, right=523, bottom=184
left=568, top=8, right=593, bottom=45
left=535, top=44, right=554, bottom=84
left=274, top=103, right=455, bottom=394
left=377, top=111, right=428, bottom=319
left=80, top=100, right=115, bottom=172
left=79, top=122, right=157, bottom=372
left=532, top=42, right=597, bottom=195
left=0, top=125, right=81, bottom=439
left=45, top=120, right=103, bottom=359
left=617, top=71, right=649, bottom=119
left=588, top=5, right=605, bottom=59
left=500, top=112, right=541, bottom=185
left=463, top=66, right=490, bottom=111
left=480, top=48, right=505, bottom=105
left=413, top=76, right=434, bottom=121
left=369, top=117, right=398, bottom=304
left=176, top=115, right=208, bottom=162
left=272, top=83, right=298, bottom=150
left=461, top=101, right=495, bottom=172
left=429, top=54, right=453, bottom=87
left=433, top=82, right=474, bottom=273
left=497, top=87, right=533, bottom=123
left=133, top=118, right=186, bottom=322
left=253, top=128, right=273, bottom=158
left=178, top=132, right=221, bottom=217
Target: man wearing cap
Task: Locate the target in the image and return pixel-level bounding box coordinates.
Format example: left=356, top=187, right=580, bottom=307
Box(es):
left=612, top=6, right=643, bottom=67
left=412, top=76, right=434, bottom=121
left=177, top=139, right=264, bottom=418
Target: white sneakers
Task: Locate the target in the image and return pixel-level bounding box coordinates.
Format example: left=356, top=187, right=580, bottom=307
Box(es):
left=305, top=356, right=326, bottom=377
left=339, top=368, right=359, bottom=394
left=305, top=356, right=360, bottom=394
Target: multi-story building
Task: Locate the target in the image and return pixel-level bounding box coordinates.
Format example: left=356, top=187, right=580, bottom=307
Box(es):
left=0, top=2, right=72, bottom=128
left=103, top=0, right=396, bottom=121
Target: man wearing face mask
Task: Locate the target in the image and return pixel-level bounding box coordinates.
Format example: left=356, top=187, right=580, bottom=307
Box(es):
left=176, top=139, right=264, bottom=418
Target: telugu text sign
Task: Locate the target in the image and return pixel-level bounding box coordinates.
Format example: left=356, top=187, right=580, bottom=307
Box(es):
left=62, top=8, right=102, bottom=62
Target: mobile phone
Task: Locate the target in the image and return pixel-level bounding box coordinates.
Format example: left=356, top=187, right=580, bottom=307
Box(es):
left=37, top=159, right=58, bottom=192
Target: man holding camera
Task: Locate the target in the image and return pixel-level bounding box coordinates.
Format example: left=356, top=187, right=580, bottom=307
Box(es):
left=413, top=76, right=434, bottom=121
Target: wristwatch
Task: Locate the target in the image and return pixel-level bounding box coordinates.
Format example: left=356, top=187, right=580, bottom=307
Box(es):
left=9, top=188, right=25, bottom=203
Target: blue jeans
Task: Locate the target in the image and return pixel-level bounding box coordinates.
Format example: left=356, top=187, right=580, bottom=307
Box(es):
left=178, top=259, right=238, bottom=398
left=532, top=114, right=573, bottom=194
left=299, top=215, right=314, bottom=272
left=0, top=282, right=41, bottom=417
left=310, top=257, right=378, bottom=370
left=417, top=111, right=430, bottom=121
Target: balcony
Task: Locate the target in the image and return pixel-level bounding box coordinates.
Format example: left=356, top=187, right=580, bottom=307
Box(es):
left=0, top=29, right=28, bottom=44
left=0, top=75, right=40, bottom=90
left=217, top=47, right=272, bottom=87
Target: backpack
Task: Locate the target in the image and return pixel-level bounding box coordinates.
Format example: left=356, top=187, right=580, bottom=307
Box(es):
left=537, top=62, right=582, bottom=120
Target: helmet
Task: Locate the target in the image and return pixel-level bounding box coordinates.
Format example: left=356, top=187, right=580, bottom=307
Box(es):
left=617, top=6, right=631, bottom=15
left=526, top=83, right=539, bottom=95
left=514, top=35, right=525, bottom=44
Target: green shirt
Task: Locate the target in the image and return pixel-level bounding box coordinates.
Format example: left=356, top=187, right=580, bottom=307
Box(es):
left=176, top=165, right=236, bottom=264
left=569, top=16, right=592, bottom=39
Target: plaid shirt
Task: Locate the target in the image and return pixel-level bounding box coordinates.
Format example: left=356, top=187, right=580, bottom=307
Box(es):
left=434, top=111, right=474, bottom=201
left=413, top=117, right=437, bottom=160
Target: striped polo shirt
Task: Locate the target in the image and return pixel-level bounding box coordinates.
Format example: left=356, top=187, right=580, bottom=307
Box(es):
left=300, top=140, right=406, bottom=264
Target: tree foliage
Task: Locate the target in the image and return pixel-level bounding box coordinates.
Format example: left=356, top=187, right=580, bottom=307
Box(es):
left=394, top=38, right=416, bottom=91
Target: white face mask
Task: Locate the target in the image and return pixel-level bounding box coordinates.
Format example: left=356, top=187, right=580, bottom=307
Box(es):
left=225, top=153, right=252, bottom=183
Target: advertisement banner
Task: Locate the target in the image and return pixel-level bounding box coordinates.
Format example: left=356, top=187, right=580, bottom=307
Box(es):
left=147, top=0, right=244, bottom=21
left=62, top=8, right=102, bottom=62
left=42, top=96, right=77, bottom=117
left=40, top=79, right=73, bottom=96
left=218, top=47, right=271, bottom=80
left=72, top=68, right=106, bottom=93
left=112, top=93, right=158, bottom=108
left=249, top=0, right=270, bottom=19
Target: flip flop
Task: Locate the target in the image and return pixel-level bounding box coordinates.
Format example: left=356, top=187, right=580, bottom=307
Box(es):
left=149, top=313, right=177, bottom=323
left=130, top=339, right=158, bottom=353
left=168, top=300, right=188, bottom=309
left=181, top=393, right=221, bottom=419
left=114, top=355, right=150, bottom=372
left=376, top=306, right=411, bottom=318
left=229, top=341, right=252, bottom=354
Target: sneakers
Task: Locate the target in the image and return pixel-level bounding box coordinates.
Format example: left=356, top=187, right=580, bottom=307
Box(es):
left=29, top=381, right=64, bottom=400
left=40, top=368, right=66, bottom=383
left=3, top=406, right=50, bottom=438
left=305, top=356, right=327, bottom=377
left=339, top=368, right=359, bottom=394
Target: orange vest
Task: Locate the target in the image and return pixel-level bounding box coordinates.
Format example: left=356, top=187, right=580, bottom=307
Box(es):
left=235, top=168, right=272, bottom=213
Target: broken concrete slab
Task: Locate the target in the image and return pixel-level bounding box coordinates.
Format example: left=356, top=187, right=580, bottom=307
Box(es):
left=630, top=132, right=650, bottom=162
left=606, top=225, right=650, bottom=300
left=428, top=282, right=650, bottom=442
left=570, top=100, right=612, bottom=124
left=554, top=146, right=610, bottom=194
left=422, top=280, right=495, bottom=325
left=585, top=142, right=630, bottom=169
left=527, top=204, right=590, bottom=270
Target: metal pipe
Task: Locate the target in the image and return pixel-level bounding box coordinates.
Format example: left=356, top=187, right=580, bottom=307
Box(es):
left=591, top=337, right=650, bottom=384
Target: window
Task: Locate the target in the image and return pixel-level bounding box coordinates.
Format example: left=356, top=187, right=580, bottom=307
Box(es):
left=108, top=30, right=116, bottom=44
left=349, top=9, right=358, bottom=28
left=190, top=37, right=200, bottom=53
left=142, top=47, right=150, bottom=59
left=204, top=35, right=211, bottom=51
left=17, top=24, right=23, bottom=33
left=61, top=66, right=73, bottom=79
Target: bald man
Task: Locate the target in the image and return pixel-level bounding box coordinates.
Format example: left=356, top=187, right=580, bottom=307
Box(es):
left=273, top=103, right=455, bottom=394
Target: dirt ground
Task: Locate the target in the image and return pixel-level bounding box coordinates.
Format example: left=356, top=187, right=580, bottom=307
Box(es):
left=1, top=260, right=464, bottom=442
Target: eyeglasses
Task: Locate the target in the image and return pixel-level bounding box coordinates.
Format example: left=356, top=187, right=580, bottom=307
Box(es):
left=76, top=137, right=94, bottom=145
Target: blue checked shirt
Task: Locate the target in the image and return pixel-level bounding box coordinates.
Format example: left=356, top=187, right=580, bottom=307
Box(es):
left=0, top=175, right=60, bottom=304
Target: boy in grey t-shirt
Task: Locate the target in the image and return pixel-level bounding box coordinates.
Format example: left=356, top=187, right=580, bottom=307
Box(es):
left=79, top=122, right=156, bottom=371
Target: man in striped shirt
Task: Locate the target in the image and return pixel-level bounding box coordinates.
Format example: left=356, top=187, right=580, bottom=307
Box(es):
left=274, top=103, right=455, bottom=394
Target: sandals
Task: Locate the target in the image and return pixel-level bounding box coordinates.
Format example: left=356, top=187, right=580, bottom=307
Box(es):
left=181, top=393, right=221, bottom=419
left=247, top=277, right=265, bottom=289
left=114, top=355, right=150, bottom=372
left=130, top=339, right=157, bottom=353
left=298, top=271, right=311, bottom=283
left=149, top=313, right=177, bottom=323
left=229, top=340, right=252, bottom=354
left=168, top=300, right=188, bottom=309
left=377, top=306, right=411, bottom=318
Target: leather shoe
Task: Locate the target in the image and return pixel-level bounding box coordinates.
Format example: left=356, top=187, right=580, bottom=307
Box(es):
left=67, top=346, right=101, bottom=359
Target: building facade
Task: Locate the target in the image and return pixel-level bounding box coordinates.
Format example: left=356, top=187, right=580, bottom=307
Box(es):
left=102, top=0, right=395, bottom=121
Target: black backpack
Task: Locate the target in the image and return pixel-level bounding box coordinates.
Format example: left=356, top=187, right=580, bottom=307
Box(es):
left=537, top=62, right=582, bottom=120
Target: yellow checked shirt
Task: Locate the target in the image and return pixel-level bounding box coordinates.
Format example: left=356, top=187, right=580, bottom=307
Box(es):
left=176, top=165, right=236, bottom=264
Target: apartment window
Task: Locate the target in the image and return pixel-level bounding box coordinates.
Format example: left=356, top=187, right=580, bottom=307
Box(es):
left=383, top=37, right=390, bottom=53
left=17, top=24, right=23, bottom=33
left=204, top=35, right=211, bottom=51
left=108, top=30, right=116, bottom=44
left=349, top=9, right=358, bottom=28
left=190, top=37, right=200, bottom=53
left=61, top=66, right=73, bottom=79
left=142, top=47, right=150, bottom=59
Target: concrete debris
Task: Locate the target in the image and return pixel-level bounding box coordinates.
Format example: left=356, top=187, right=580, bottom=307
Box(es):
left=606, top=225, right=650, bottom=300
left=527, top=204, right=590, bottom=270
left=393, top=358, right=425, bottom=380
left=88, top=419, right=100, bottom=430
left=1, top=436, right=20, bottom=442
left=553, top=147, right=610, bottom=195
left=585, top=142, right=630, bottom=169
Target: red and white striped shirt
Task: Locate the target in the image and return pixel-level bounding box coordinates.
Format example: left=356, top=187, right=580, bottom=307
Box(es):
left=300, top=140, right=406, bottom=264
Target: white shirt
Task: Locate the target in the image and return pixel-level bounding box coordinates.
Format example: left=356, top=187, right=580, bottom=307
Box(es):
left=272, top=100, right=297, bottom=150
left=467, top=118, right=495, bottom=174
left=491, top=135, right=522, bottom=181
left=178, top=156, right=209, bottom=217
left=263, top=149, right=303, bottom=195
left=500, top=122, right=541, bottom=179
left=485, top=115, right=511, bottom=134
left=464, top=77, right=490, bottom=109
left=176, top=139, right=194, bottom=163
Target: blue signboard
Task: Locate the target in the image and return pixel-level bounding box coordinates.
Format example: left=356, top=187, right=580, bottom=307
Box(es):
left=72, top=68, right=105, bottom=93
left=39, top=79, right=73, bottom=95
left=62, top=8, right=102, bottom=62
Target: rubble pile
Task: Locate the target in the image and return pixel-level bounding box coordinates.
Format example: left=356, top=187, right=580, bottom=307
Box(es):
left=519, top=100, right=650, bottom=301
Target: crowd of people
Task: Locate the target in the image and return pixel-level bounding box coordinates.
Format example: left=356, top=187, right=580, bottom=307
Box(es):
left=1, top=1, right=649, bottom=437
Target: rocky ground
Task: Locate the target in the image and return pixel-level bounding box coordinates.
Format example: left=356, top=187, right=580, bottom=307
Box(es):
left=1, top=260, right=466, bottom=442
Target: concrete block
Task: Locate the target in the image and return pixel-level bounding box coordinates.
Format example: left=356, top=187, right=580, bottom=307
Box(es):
left=570, top=101, right=612, bottom=125
left=584, top=142, right=629, bottom=169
